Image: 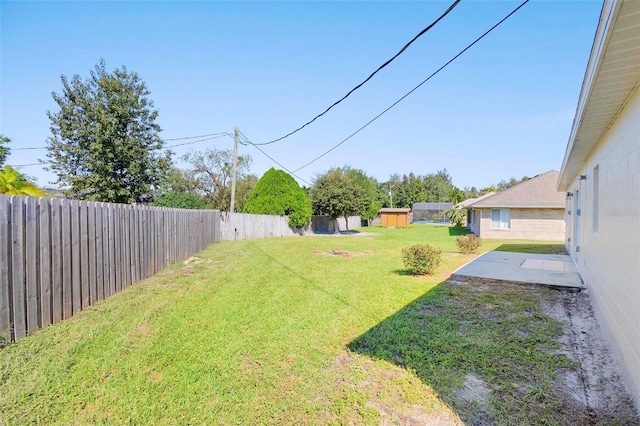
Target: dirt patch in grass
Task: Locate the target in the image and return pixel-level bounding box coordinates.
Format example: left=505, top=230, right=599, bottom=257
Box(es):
left=314, top=248, right=374, bottom=258
left=348, top=280, right=639, bottom=425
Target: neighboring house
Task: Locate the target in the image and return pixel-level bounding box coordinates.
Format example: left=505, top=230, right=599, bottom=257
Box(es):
left=379, top=208, right=411, bottom=228
left=457, top=192, right=496, bottom=226
left=465, top=171, right=566, bottom=240
left=557, top=0, right=640, bottom=406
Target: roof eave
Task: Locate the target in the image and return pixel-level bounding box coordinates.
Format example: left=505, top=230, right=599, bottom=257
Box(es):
left=470, top=205, right=565, bottom=209
left=558, top=0, right=625, bottom=190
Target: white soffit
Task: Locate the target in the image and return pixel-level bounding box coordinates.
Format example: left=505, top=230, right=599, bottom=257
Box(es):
left=558, top=0, right=640, bottom=190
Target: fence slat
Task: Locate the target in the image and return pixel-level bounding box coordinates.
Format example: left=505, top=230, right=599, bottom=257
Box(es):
left=108, top=203, right=116, bottom=296
left=61, top=200, right=72, bottom=319
left=0, top=196, right=11, bottom=341
left=80, top=201, right=90, bottom=309
left=123, top=206, right=131, bottom=289
left=51, top=198, right=62, bottom=323
left=102, top=203, right=111, bottom=299
left=70, top=200, right=81, bottom=315
left=87, top=202, right=97, bottom=305
left=10, top=196, right=26, bottom=340
left=25, top=197, right=39, bottom=333
left=95, top=204, right=104, bottom=302
left=39, top=198, right=52, bottom=329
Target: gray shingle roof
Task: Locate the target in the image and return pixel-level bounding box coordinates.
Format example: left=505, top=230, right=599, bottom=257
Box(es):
left=457, top=192, right=496, bottom=208
left=470, top=171, right=565, bottom=208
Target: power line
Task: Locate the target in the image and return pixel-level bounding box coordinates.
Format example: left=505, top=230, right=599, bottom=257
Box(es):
left=253, top=0, right=461, bottom=146
left=237, top=130, right=312, bottom=186
left=291, top=0, right=530, bottom=174
left=11, top=134, right=234, bottom=166
left=13, top=162, right=49, bottom=167
left=166, top=133, right=233, bottom=148
left=11, top=132, right=233, bottom=151
left=163, top=132, right=230, bottom=141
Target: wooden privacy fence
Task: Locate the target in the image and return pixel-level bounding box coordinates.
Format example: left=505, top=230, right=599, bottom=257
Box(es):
left=220, top=213, right=362, bottom=240
left=0, top=195, right=220, bottom=344
left=220, top=212, right=309, bottom=240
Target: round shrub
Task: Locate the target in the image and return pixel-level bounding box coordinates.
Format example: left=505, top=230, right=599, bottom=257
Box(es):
left=244, top=168, right=312, bottom=228
left=401, top=244, right=442, bottom=275
left=456, top=234, right=482, bottom=254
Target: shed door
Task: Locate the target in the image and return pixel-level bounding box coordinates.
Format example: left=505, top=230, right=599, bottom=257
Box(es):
left=388, top=214, right=398, bottom=228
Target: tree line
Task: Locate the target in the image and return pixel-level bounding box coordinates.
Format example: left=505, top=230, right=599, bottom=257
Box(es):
left=1, top=61, right=530, bottom=226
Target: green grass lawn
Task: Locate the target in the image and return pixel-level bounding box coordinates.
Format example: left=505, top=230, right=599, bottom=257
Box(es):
left=0, top=226, right=572, bottom=424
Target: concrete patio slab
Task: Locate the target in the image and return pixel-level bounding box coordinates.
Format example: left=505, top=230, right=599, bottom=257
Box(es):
left=451, top=251, right=584, bottom=290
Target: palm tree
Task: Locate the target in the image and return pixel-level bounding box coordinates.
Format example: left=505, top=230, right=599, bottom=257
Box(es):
left=444, top=207, right=466, bottom=227
left=0, top=165, right=45, bottom=196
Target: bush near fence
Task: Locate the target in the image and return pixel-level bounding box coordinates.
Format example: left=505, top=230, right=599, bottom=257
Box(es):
left=0, top=195, right=220, bottom=344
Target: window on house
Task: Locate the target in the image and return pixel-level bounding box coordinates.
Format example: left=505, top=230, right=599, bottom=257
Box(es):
left=593, top=165, right=599, bottom=232
left=491, top=209, right=510, bottom=229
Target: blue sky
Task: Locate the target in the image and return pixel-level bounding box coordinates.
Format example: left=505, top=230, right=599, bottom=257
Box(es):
left=1, top=0, right=602, bottom=190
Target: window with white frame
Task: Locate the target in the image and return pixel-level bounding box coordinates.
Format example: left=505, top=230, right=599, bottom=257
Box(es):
left=491, top=209, right=510, bottom=229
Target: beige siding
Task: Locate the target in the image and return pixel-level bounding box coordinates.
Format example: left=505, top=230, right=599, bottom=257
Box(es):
left=474, top=208, right=565, bottom=240
left=566, top=87, right=640, bottom=402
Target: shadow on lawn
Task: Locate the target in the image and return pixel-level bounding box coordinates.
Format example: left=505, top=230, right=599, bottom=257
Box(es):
left=391, top=269, right=415, bottom=276
left=447, top=227, right=469, bottom=237
left=346, top=279, right=607, bottom=425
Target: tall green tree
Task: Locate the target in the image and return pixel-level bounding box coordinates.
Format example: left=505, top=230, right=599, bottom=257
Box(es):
left=180, top=148, right=254, bottom=211
left=235, top=174, right=258, bottom=213
left=244, top=168, right=311, bottom=228
left=151, top=192, right=206, bottom=209
left=46, top=60, right=171, bottom=203
left=495, top=176, right=530, bottom=191
left=463, top=186, right=479, bottom=199
left=0, top=135, right=10, bottom=167
left=423, top=169, right=455, bottom=202
left=449, top=187, right=465, bottom=204
left=311, top=167, right=367, bottom=232
left=394, top=173, right=427, bottom=208
left=0, top=165, right=45, bottom=196
left=344, top=167, right=385, bottom=223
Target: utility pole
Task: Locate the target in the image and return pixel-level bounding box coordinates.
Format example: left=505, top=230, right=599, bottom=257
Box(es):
left=388, top=184, right=393, bottom=208
left=230, top=126, right=238, bottom=213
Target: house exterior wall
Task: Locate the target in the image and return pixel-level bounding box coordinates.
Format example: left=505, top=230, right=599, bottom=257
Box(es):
left=565, top=87, right=640, bottom=402
left=467, top=209, right=481, bottom=235
left=474, top=208, right=565, bottom=240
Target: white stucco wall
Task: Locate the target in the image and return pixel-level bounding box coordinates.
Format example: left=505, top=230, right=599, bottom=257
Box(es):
left=566, top=87, right=640, bottom=403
